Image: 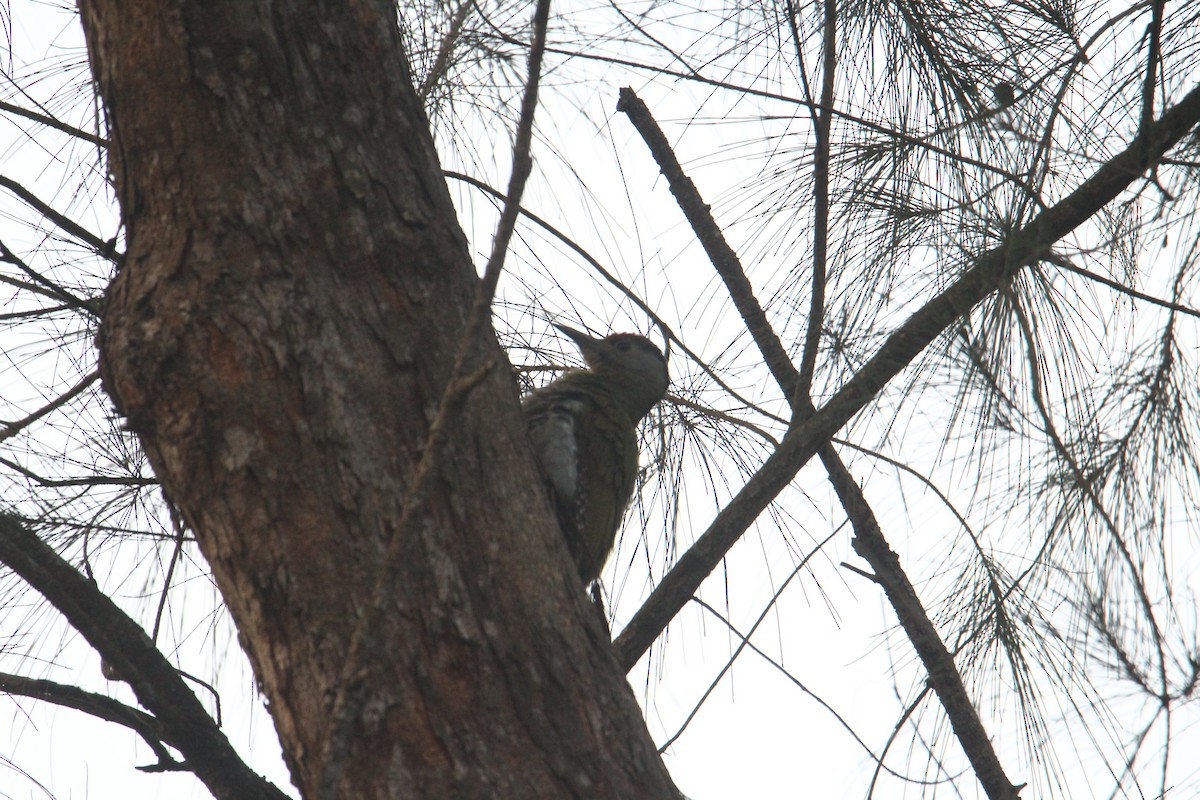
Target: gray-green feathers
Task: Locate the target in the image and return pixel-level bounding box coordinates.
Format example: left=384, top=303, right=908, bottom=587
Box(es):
left=522, top=326, right=668, bottom=583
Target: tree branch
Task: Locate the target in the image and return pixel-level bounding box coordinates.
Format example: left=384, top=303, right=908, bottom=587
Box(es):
left=1048, top=256, right=1200, bottom=320
left=614, top=79, right=1200, bottom=670
left=0, top=371, right=100, bottom=444
left=616, top=87, right=801, bottom=397
left=0, top=672, right=183, bottom=771
left=0, top=176, right=116, bottom=259
left=834, top=466, right=1022, bottom=799
left=0, top=515, right=289, bottom=800
left=0, top=100, right=107, bottom=147
left=616, top=84, right=1026, bottom=799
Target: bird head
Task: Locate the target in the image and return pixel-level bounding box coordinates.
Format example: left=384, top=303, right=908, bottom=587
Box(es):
left=553, top=323, right=668, bottom=419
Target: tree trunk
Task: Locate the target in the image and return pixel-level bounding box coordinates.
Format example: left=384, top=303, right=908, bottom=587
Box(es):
left=77, top=1, right=677, bottom=797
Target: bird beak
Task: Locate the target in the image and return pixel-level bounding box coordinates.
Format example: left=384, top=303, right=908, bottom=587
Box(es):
left=552, top=323, right=602, bottom=350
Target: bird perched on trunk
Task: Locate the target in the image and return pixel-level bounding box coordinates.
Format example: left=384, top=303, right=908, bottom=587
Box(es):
left=522, top=324, right=669, bottom=584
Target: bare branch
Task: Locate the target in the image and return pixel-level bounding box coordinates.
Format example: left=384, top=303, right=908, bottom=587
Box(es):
left=0, top=672, right=182, bottom=770
left=616, top=87, right=802, bottom=398
left=0, top=176, right=116, bottom=258
left=0, top=371, right=100, bottom=443
left=0, top=515, right=290, bottom=800
left=0, top=100, right=107, bottom=147
left=834, top=460, right=1023, bottom=798
left=615, top=79, right=1200, bottom=672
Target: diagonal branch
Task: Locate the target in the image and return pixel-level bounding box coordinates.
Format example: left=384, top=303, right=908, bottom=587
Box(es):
left=0, top=370, right=100, bottom=443
left=616, top=88, right=801, bottom=396
left=0, top=515, right=289, bottom=800
left=0, top=672, right=182, bottom=770
left=833, top=463, right=1022, bottom=799
left=1049, top=256, right=1200, bottom=320
left=0, top=176, right=116, bottom=258
left=616, top=85, right=1025, bottom=798
left=614, top=80, right=1200, bottom=671
left=415, top=0, right=473, bottom=102
left=0, top=100, right=108, bottom=147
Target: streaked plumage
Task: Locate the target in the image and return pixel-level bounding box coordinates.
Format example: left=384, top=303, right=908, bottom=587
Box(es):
left=523, top=325, right=668, bottom=583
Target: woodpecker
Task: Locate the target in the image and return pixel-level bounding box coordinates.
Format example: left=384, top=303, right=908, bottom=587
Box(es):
left=523, top=324, right=669, bottom=584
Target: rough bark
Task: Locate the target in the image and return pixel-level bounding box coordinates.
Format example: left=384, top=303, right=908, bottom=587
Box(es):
left=77, top=1, right=677, bottom=798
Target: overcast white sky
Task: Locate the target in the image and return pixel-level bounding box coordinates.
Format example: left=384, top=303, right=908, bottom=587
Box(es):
left=2, top=2, right=1199, bottom=799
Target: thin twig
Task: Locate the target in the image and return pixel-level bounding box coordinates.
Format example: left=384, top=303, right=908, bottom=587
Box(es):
left=657, top=528, right=836, bottom=752
left=0, top=370, right=99, bottom=443
left=1048, top=255, right=1200, bottom=320
left=151, top=503, right=190, bottom=647
left=795, top=0, right=836, bottom=400
left=0, top=238, right=102, bottom=316
left=668, top=394, right=779, bottom=446
left=416, top=0, right=473, bottom=102
left=488, top=31, right=1046, bottom=197
left=0, top=301, right=78, bottom=321
left=1010, top=291, right=1170, bottom=700
left=688, top=597, right=913, bottom=781
left=0, top=455, right=155, bottom=487
left=0, top=176, right=115, bottom=258
left=867, top=683, right=934, bottom=796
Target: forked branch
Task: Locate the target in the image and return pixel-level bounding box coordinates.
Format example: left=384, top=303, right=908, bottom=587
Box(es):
left=614, top=80, right=1200, bottom=668
left=616, top=87, right=1024, bottom=799
left=0, top=515, right=289, bottom=800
